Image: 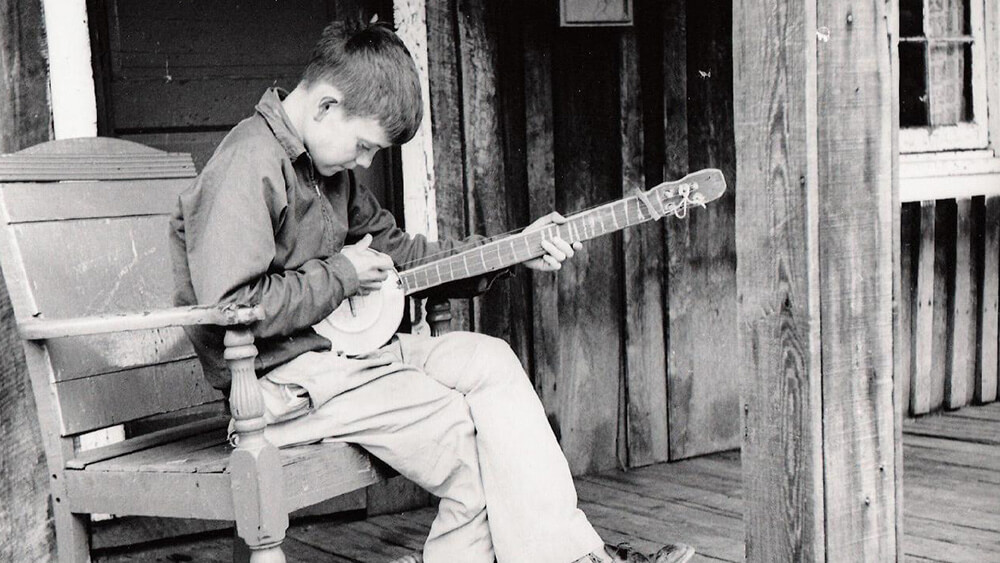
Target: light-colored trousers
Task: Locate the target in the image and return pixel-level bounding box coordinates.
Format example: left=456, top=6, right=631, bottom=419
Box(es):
left=255, top=331, right=604, bottom=563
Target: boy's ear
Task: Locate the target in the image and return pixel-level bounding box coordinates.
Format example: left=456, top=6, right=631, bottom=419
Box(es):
left=314, top=95, right=340, bottom=121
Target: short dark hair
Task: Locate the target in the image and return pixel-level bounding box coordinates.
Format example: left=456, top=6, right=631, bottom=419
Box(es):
left=300, top=22, right=423, bottom=145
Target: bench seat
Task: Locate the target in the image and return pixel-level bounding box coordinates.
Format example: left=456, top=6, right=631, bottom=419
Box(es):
left=64, top=416, right=392, bottom=520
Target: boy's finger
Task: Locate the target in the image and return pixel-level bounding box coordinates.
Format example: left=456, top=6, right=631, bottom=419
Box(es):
left=540, top=239, right=567, bottom=262
left=548, top=212, right=568, bottom=224
left=552, top=237, right=574, bottom=259
left=357, top=233, right=373, bottom=249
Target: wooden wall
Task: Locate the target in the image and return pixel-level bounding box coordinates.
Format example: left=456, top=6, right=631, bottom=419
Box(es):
left=901, top=196, right=1000, bottom=414
left=88, top=0, right=397, bottom=203
left=427, top=0, right=740, bottom=473
left=0, top=0, right=56, bottom=560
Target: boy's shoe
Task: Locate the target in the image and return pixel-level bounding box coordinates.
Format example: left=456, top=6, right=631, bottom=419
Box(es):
left=651, top=543, right=696, bottom=563
left=386, top=552, right=422, bottom=563
left=602, top=542, right=650, bottom=562
left=599, top=542, right=696, bottom=563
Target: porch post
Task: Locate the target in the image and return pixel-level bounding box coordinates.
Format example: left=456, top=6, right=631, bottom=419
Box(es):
left=733, top=0, right=902, bottom=561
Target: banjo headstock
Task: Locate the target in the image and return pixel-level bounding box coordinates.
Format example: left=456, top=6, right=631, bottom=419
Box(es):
left=646, top=168, right=727, bottom=218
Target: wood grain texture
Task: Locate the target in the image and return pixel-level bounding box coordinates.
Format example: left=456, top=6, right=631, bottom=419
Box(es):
left=456, top=0, right=523, bottom=359
left=976, top=196, right=999, bottom=402
left=106, top=0, right=335, bottom=130
left=0, top=0, right=57, bottom=558
left=493, top=0, right=536, bottom=382
left=522, top=2, right=563, bottom=446
left=733, top=0, right=824, bottom=558
left=549, top=25, right=624, bottom=474
left=426, top=0, right=472, bottom=333
left=668, top=0, right=739, bottom=460
left=931, top=200, right=956, bottom=411
left=1, top=178, right=192, bottom=223
left=946, top=198, right=977, bottom=408
left=912, top=201, right=936, bottom=415
left=619, top=28, right=669, bottom=467
left=815, top=0, right=897, bottom=558
left=0, top=138, right=195, bottom=181
left=899, top=202, right=920, bottom=415
left=54, top=359, right=222, bottom=435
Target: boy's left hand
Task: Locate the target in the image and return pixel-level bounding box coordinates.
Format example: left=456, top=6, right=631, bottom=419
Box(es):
left=522, top=212, right=583, bottom=272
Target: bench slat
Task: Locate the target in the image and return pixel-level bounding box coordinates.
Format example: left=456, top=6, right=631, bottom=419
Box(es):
left=55, top=359, right=223, bottom=435
left=67, top=415, right=230, bottom=469
left=0, top=179, right=191, bottom=223
left=66, top=470, right=234, bottom=520
left=88, top=430, right=230, bottom=473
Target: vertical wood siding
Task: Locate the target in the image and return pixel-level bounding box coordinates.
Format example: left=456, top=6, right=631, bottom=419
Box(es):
left=902, top=195, right=1000, bottom=414
left=427, top=0, right=740, bottom=473
left=0, top=0, right=56, bottom=559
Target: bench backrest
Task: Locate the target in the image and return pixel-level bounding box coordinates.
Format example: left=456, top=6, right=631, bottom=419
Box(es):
left=0, top=138, right=222, bottom=440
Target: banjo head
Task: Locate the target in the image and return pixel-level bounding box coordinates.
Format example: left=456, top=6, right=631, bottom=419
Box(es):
left=312, top=269, right=406, bottom=356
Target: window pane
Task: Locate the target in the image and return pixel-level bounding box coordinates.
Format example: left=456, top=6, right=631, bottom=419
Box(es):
left=900, top=0, right=924, bottom=37
left=927, top=0, right=964, bottom=36
left=928, top=41, right=970, bottom=125
left=926, top=0, right=969, bottom=126
left=900, top=42, right=928, bottom=127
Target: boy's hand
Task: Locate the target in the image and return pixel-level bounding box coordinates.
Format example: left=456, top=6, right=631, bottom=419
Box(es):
left=522, top=212, right=582, bottom=272
left=341, top=234, right=395, bottom=295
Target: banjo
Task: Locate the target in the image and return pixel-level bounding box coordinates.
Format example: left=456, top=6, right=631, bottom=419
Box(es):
left=313, top=168, right=727, bottom=355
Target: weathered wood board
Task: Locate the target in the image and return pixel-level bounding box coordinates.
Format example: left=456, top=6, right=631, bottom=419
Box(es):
left=620, top=26, right=669, bottom=467
left=978, top=197, right=1000, bottom=403
left=735, top=0, right=900, bottom=561
left=668, top=0, right=739, bottom=460
left=1, top=0, right=60, bottom=558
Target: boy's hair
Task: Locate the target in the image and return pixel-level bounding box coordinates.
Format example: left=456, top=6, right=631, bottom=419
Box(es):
left=301, top=22, right=423, bottom=145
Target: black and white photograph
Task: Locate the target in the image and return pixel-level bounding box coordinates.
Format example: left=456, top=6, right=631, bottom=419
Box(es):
left=0, top=0, right=998, bottom=561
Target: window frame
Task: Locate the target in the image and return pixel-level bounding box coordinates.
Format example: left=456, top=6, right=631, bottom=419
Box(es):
left=899, top=0, right=990, bottom=153
left=899, top=0, right=1000, bottom=202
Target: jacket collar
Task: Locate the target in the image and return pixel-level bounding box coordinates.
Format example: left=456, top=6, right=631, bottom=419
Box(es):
left=255, top=88, right=308, bottom=161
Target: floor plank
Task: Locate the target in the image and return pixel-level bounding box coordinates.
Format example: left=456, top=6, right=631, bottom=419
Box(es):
left=95, top=403, right=1000, bottom=562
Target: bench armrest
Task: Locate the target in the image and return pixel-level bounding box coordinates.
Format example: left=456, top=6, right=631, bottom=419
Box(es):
left=18, top=304, right=265, bottom=340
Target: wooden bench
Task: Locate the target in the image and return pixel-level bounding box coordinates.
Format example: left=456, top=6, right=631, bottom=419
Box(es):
left=0, top=138, right=399, bottom=562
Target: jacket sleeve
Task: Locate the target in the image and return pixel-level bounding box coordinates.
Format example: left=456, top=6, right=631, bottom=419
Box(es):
left=182, top=148, right=359, bottom=339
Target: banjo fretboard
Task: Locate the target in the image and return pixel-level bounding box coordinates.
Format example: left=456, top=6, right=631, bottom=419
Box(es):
left=398, top=168, right=725, bottom=296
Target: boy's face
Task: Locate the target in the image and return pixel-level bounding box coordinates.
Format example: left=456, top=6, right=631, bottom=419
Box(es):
left=303, top=86, right=391, bottom=177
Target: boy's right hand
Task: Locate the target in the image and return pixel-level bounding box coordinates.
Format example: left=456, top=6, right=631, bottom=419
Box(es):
left=341, top=234, right=395, bottom=295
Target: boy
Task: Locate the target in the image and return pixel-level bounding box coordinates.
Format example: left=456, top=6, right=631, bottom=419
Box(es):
left=170, top=22, right=694, bottom=563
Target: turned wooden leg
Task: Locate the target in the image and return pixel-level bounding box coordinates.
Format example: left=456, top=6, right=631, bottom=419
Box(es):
left=426, top=298, right=453, bottom=337
left=225, top=329, right=288, bottom=563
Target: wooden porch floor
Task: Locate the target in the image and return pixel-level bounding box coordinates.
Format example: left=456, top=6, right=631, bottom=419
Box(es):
left=96, top=403, right=1000, bottom=562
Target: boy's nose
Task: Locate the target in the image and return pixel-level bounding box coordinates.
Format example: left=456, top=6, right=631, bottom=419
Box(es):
left=356, top=153, right=373, bottom=169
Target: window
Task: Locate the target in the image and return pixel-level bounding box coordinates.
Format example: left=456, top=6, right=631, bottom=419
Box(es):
left=899, top=0, right=990, bottom=152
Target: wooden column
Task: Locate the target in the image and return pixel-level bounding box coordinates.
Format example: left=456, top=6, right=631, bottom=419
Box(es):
left=0, top=0, right=55, bottom=560
left=734, top=0, right=902, bottom=561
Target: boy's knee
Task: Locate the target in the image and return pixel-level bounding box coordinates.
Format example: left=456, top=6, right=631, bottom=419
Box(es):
left=468, top=334, right=527, bottom=386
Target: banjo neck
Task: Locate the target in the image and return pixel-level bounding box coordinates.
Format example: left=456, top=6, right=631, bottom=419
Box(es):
left=398, top=168, right=726, bottom=297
